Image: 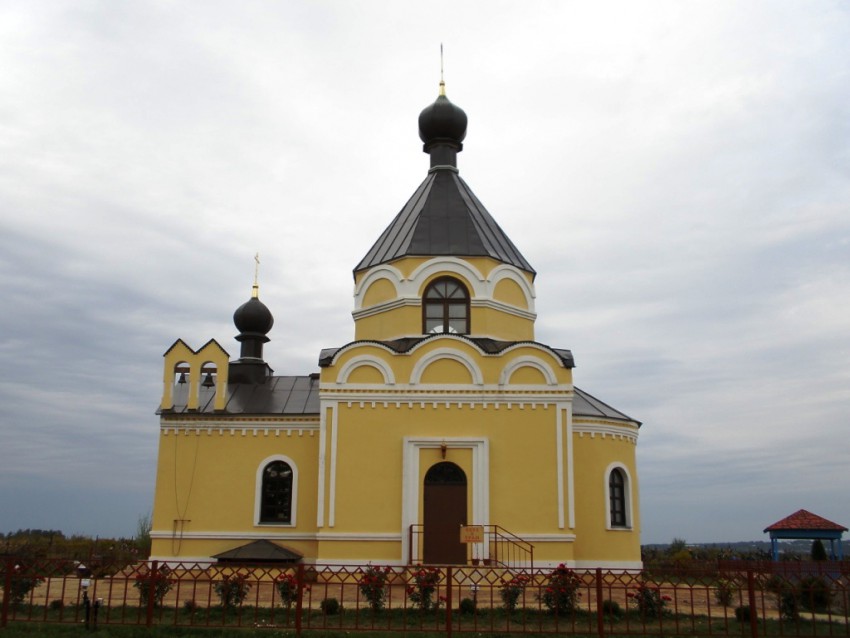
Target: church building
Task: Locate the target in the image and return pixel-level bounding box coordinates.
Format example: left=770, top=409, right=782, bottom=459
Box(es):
left=151, top=81, right=642, bottom=568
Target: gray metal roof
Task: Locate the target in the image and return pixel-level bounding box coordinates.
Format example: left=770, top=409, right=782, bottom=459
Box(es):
left=573, top=387, right=640, bottom=425
left=161, top=374, right=321, bottom=416
left=355, top=168, right=535, bottom=275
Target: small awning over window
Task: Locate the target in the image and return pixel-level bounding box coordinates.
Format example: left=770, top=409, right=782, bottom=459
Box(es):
left=212, top=540, right=303, bottom=564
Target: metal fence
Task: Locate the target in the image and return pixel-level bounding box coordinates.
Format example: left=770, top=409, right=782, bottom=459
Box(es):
left=2, top=557, right=849, bottom=636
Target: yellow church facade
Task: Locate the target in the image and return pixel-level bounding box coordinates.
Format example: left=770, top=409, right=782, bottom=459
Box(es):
left=150, top=83, right=642, bottom=569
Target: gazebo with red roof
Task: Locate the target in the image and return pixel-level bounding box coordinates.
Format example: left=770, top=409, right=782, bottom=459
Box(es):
left=764, top=509, right=847, bottom=561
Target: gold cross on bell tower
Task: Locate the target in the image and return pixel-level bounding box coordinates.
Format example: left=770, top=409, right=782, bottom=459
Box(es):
left=252, top=252, right=260, bottom=298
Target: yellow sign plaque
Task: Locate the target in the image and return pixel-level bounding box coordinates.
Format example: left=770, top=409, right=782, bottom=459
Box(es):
left=460, top=525, right=484, bottom=543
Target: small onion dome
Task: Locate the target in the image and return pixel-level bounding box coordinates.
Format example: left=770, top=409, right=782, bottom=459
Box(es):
left=418, top=92, right=467, bottom=148
left=233, top=295, right=274, bottom=336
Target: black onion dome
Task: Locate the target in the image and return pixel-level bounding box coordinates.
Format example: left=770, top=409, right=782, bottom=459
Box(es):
left=418, top=93, right=467, bottom=147
left=233, top=296, right=274, bottom=335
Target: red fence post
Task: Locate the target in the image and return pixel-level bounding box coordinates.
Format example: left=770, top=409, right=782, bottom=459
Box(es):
left=145, top=560, right=158, bottom=628
left=1, top=557, right=13, bottom=627
left=295, top=563, right=304, bottom=638
left=596, top=567, right=605, bottom=638
left=746, top=568, right=758, bottom=638
left=445, top=566, right=453, bottom=638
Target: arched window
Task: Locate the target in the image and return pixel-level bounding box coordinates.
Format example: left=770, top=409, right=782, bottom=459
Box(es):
left=260, top=460, right=294, bottom=524
left=608, top=468, right=627, bottom=528
left=423, top=277, right=469, bottom=334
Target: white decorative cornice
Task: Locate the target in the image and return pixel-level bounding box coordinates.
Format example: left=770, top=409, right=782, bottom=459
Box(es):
left=514, top=533, right=576, bottom=542
left=160, top=416, right=318, bottom=426
left=470, top=298, right=537, bottom=321
left=318, top=394, right=573, bottom=414
left=351, top=297, right=417, bottom=320
left=352, top=296, right=536, bottom=322
left=161, top=423, right=319, bottom=437
left=315, top=532, right=403, bottom=541
left=319, top=386, right=572, bottom=397
left=150, top=530, right=404, bottom=542
left=319, top=385, right=572, bottom=397
left=573, top=422, right=639, bottom=443
left=150, top=530, right=319, bottom=540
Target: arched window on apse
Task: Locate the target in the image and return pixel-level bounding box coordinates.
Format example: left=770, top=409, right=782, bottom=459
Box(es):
left=609, top=468, right=627, bottom=528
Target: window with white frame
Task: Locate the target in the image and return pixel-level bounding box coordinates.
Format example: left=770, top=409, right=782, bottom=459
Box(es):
left=609, top=469, right=626, bottom=526
left=423, top=277, right=470, bottom=334
left=258, top=459, right=295, bottom=524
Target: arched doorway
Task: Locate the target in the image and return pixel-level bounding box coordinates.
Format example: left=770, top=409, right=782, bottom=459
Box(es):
left=423, top=461, right=467, bottom=564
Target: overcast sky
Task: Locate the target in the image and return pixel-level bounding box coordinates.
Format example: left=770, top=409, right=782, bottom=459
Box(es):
left=1, top=1, right=848, bottom=546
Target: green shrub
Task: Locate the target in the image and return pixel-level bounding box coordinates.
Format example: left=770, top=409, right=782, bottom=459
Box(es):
left=214, top=573, right=252, bottom=608
left=276, top=572, right=311, bottom=609
left=779, top=592, right=799, bottom=621
left=49, top=599, right=65, bottom=611
left=320, top=597, right=340, bottom=615
left=358, top=565, right=391, bottom=611
left=499, top=573, right=530, bottom=611
left=629, top=582, right=670, bottom=618
left=133, top=565, right=173, bottom=607
left=459, top=597, right=477, bottom=614
left=406, top=565, right=442, bottom=611
left=763, top=574, right=787, bottom=594
left=602, top=599, right=622, bottom=617
left=183, top=599, right=199, bottom=613
left=798, top=575, right=831, bottom=612
left=735, top=604, right=755, bottom=622
left=811, top=539, right=828, bottom=561
left=714, top=578, right=735, bottom=607
left=0, top=562, right=44, bottom=606
left=540, top=563, right=582, bottom=615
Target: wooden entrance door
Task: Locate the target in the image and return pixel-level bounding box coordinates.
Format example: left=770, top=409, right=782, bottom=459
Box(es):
left=423, top=462, right=467, bottom=564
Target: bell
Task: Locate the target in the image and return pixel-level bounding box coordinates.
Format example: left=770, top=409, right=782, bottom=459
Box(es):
left=202, top=372, right=215, bottom=388
left=177, top=372, right=187, bottom=384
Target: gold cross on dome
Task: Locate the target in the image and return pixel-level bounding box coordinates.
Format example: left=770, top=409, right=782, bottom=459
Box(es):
left=252, top=252, right=260, bottom=297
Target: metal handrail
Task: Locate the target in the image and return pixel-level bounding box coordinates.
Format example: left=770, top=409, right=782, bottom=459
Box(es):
left=408, top=524, right=534, bottom=570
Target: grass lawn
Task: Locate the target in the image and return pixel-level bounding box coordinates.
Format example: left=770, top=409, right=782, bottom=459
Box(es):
left=3, top=605, right=848, bottom=637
